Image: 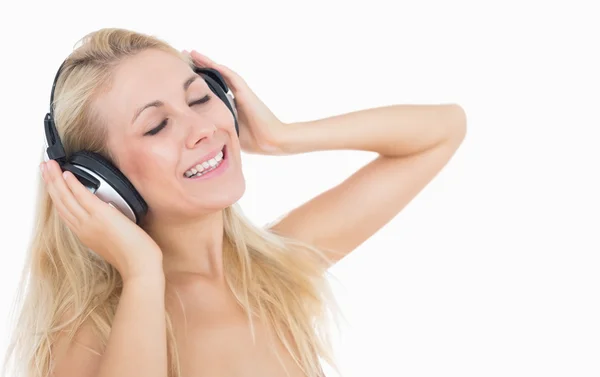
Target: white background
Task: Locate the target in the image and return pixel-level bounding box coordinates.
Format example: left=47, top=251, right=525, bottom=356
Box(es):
left=0, top=1, right=599, bottom=376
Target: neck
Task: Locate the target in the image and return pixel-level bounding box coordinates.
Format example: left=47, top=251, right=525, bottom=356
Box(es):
left=144, top=209, right=226, bottom=282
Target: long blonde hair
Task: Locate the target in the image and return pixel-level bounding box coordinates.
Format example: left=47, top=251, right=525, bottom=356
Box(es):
left=2, top=28, right=340, bottom=377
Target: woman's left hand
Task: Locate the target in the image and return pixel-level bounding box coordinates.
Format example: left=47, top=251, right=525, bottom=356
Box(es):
left=185, top=50, right=287, bottom=155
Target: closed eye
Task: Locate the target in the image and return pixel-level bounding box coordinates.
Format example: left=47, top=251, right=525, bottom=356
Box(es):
left=144, top=94, right=212, bottom=136
left=189, top=94, right=211, bottom=107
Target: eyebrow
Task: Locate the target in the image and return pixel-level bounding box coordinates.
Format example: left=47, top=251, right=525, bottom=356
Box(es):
left=131, top=74, right=199, bottom=124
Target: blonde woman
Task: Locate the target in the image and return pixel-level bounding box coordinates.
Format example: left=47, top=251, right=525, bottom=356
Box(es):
left=3, top=28, right=466, bottom=377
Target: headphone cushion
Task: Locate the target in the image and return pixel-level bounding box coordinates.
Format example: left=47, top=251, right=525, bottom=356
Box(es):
left=196, top=69, right=239, bottom=136
left=69, top=150, right=148, bottom=220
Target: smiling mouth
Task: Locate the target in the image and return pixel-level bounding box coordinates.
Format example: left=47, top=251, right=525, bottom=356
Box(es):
left=183, top=146, right=227, bottom=178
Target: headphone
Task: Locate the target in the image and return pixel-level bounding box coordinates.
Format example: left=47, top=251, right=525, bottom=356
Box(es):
left=43, top=59, right=239, bottom=225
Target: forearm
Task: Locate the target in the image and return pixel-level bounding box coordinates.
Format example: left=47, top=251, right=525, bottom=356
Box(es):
left=280, top=103, right=466, bottom=157
left=96, top=275, right=167, bottom=377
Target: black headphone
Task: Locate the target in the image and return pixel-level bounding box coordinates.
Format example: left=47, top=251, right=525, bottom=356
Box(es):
left=43, top=60, right=239, bottom=225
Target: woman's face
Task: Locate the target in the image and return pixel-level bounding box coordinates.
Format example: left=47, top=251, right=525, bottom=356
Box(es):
left=94, top=48, right=245, bottom=221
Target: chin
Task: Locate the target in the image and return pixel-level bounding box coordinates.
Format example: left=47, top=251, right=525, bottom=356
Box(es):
left=150, top=186, right=245, bottom=222
left=147, top=156, right=246, bottom=221
left=189, top=178, right=246, bottom=212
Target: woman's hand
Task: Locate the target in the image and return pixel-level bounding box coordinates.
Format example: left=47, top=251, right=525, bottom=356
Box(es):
left=41, top=160, right=164, bottom=282
left=185, top=50, right=288, bottom=155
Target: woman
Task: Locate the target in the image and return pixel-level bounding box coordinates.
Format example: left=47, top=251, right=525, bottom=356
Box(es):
left=3, top=28, right=466, bottom=377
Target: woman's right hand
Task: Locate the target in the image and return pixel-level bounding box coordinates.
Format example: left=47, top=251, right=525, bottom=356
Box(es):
left=41, top=159, right=164, bottom=282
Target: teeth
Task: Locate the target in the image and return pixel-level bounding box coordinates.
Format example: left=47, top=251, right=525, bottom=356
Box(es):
left=184, top=149, right=224, bottom=178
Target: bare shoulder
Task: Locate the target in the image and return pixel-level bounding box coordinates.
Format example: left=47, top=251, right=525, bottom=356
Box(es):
left=51, top=314, right=103, bottom=377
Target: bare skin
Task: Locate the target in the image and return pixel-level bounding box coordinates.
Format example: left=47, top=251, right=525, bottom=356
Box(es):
left=164, top=275, right=306, bottom=377
left=48, top=49, right=307, bottom=377
left=48, top=47, right=466, bottom=376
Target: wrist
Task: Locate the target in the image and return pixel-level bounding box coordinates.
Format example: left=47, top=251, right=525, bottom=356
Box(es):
left=122, top=270, right=165, bottom=286
left=121, top=254, right=164, bottom=284
left=278, top=122, right=314, bottom=155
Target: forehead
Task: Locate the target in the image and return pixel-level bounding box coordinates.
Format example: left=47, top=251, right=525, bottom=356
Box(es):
left=94, top=49, right=196, bottom=130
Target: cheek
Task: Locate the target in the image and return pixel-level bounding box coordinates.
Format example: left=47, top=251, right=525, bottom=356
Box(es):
left=216, top=105, right=241, bottom=155
left=211, top=99, right=236, bottom=132
left=122, top=143, right=179, bottom=183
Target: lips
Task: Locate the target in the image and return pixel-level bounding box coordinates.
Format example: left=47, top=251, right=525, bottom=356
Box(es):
left=184, top=145, right=225, bottom=173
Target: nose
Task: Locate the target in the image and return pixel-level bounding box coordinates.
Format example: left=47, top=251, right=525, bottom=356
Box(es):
left=184, top=115, right=217, bottom=149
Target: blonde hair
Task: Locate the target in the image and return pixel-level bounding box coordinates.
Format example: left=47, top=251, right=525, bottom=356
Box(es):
left=2, top=28, right=340, bottom=377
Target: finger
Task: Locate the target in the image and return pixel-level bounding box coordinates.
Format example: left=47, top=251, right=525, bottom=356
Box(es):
left=63, top=168, right=113, bottom=216
left=45, top=161, right=90, bottom=220
left=186, top=50, right=210, bottom=69
left=189, top=50, right=233, bottom=76
left=46, top=189, right=78, bottom=230
left=181, top=49, right=198, bottom=64
left=189, top=51, right=244, bottom=92
left=189, top=50, right=215, bottom=66
left=43, top=162, right=82, bottom=228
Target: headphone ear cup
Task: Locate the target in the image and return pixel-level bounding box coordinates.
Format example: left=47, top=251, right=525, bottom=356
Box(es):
left=62, top=162, right=101, bottom=190
left=195, top=67, right=239, bottom=136
left=68, top=151, right=148, bottom=224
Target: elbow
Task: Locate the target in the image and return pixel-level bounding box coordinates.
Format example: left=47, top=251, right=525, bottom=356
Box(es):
left=447, top=103, right=467, bottom=140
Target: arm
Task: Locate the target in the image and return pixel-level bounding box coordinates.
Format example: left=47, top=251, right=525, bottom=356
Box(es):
left=267, top=103, right=467, bottom=264
left=41, top=159, right=170, bottom=377
left=52, top=275, right=168, bottom=377
left=181, top=51, right=466, bottom=265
